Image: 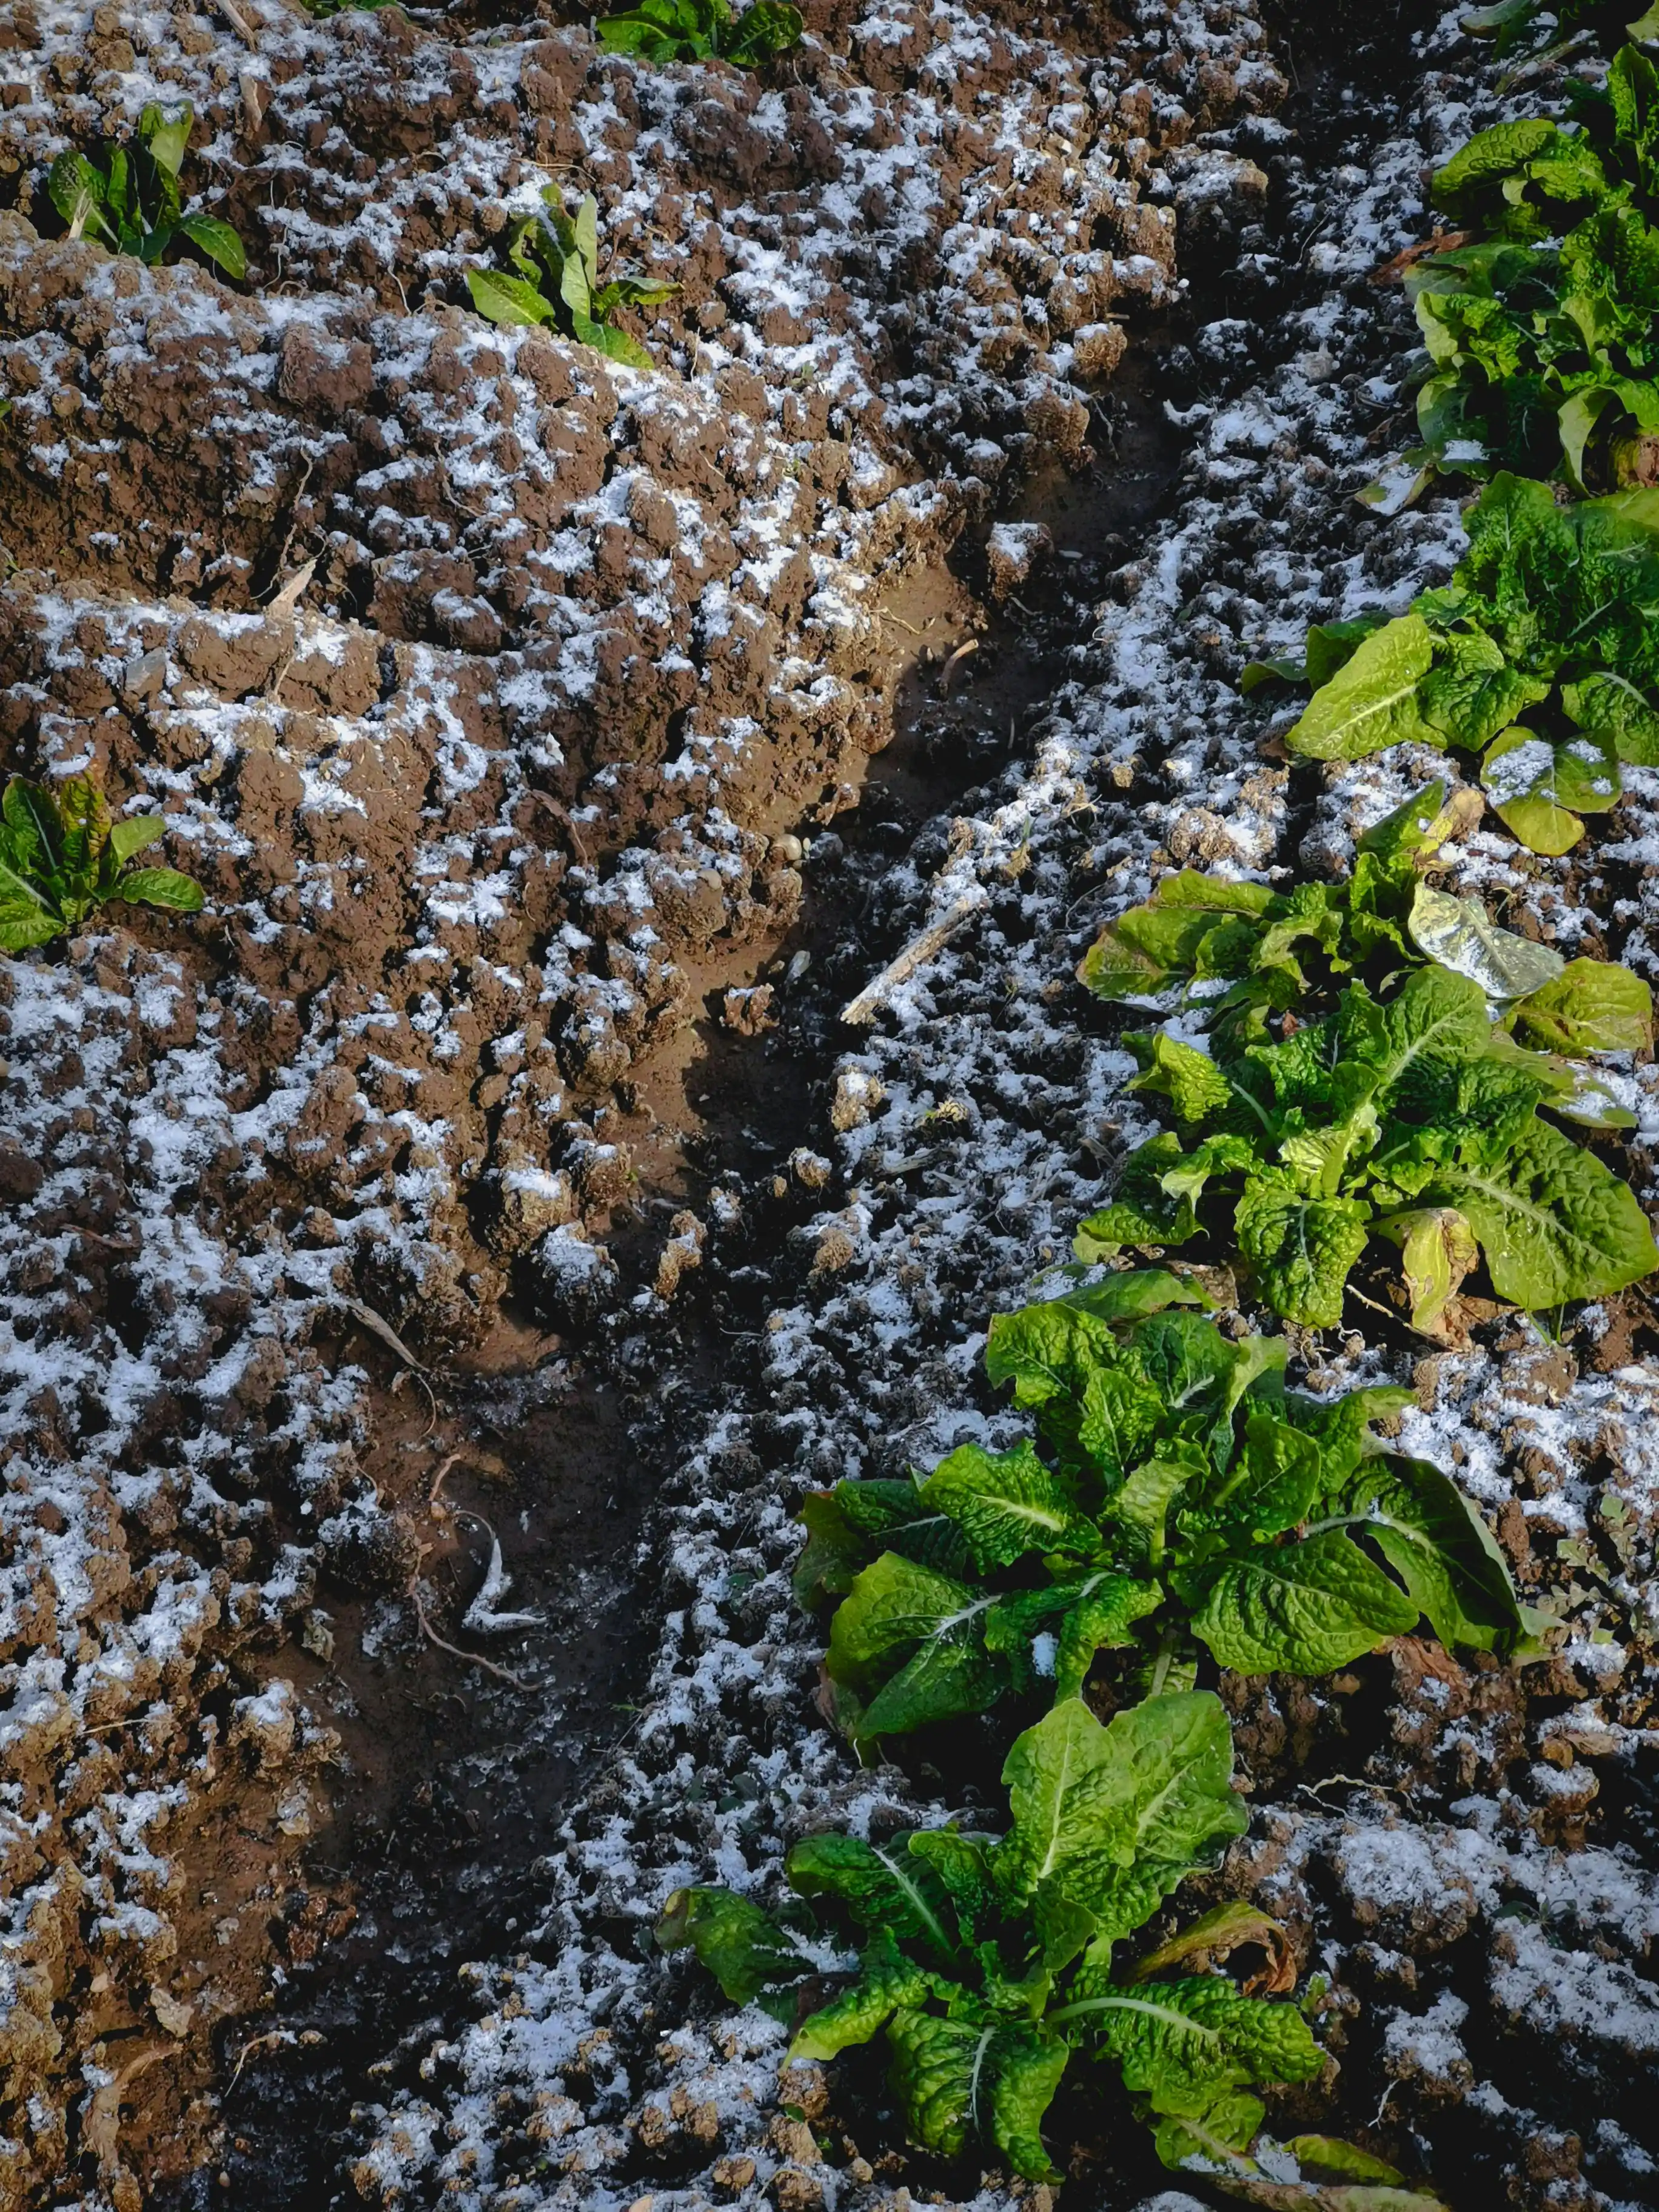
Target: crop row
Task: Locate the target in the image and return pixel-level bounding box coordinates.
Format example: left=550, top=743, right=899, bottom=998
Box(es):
left=657, top=9, right=1659, bottom=2207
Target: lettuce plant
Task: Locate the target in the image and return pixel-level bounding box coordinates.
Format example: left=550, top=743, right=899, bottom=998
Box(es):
left=597, top=0, right=803, bottom=66
left=1271, top=472, right=1659, bottom=854
left=0, top=777, right=204, bottom=951
left=1391, top=47, right=1659, bottom=492
left=658, top=1693, right=1338, bottom=2185
left=800, top=1277, right=1535, bottom=1744
left=466, top=189, right=677, bottom=368
left=1079, top=779, right=1653, bottom=1074
left=1084, top=950, right=1657, bottom=1326
left=48, top=102, right=244, bottom=281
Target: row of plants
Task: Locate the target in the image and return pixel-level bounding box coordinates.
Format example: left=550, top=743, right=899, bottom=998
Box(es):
left=657, top=12, right=1659, bottom=2202
left=32, top=0, right=803, bottom=369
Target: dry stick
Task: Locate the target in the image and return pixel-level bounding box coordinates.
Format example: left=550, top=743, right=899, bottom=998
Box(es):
left=335, top=1297, right=440, bottom=1430
left=220, top=0, right=261, bottom=47
left=939, top=636, right=979, bottom=694
left=225, top=2030, right=295, bottom=2096
left=839, top=886, right=988, bottom=1025
left=406, top=1545, right=531, bottom=1690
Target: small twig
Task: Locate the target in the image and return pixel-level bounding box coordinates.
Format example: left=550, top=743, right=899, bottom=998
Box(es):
left=406, top=1546, right=531, bottom=1689
left=226, top=2030, right=294, bottom=2096
left=335, top=1298, right=440, bottom=1427
left=939, top=637, right=979, bottom=695
left=239, top=71, right=267, bottom=135
left=219, top=0, right=261, bottom=49
left=840, top=887, right=989, bottom=1025
left=429, top=1449, right=465, bottom=1520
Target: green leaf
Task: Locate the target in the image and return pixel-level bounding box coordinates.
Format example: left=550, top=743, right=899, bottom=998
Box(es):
left=1512, top=957, right=1654, bottom=1055
left=788, top=1948, right=935, bottom=2062
left=107, top=814, right=166, bottom=865
left=1151, top=2090, right=1264, bottom=2171
left=1418, top=628, right=1549, bottom=750
left=1190, top=1529, right=1420, bottom=1674
left=1234, top=1173, right=1372, bottom=1330
left=1561, top=672, right=1659, bottom=766
left=786, top=1833, right=960, bottom=1963
left=919, top=1441, right=1094, bottom=1570
left=1483, top=723, right=1619, bottom=856
left=825, top=1552, right=1001, bottom=1741
left=1056, top=1270, right=1211, bottom=1322
left=467, top=268, right=556, bottom=327
left=1374, top=1206, right=1480, bottom=1335
left=1427, top=1114, right=1659, bottom=1305
left=993, top=1692, right=1246, bottom=1929
left=1432, top=118, right=1559, bottom=216
left=1077, top=1134, right=1201, bottom=1253
left=1285, top=2136, right=1407, bottom=2185
left=1407, top=881, right=1566, bottom=1002
left=655, top=1886, right=806, bottom=2005
left=1130, top=1032, right=1233, bottom=1122
left=1044, top=1573, right=1164, bottom=1700
left=139, top=103, right=193, bottom=178
left=1062, top=1973, right=1323, bottom=2113
left=176, top=212, right=246, bottom=281
left=1337, top=1453, right=1529, bottom=1656
left=1205, top=1409, right=1324, bottom=1538
left=885, top=2010, right=1070, bottom=2182
left=1286, top=614, right=1441, bottom=762
left=719, top=0, right=803, bottom=61
left=112, top=867, right=205, bottom=913
left=49, top=150, right=114, bottom=244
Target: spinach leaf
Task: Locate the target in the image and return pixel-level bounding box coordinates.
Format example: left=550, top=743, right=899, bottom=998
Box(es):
left=597, top=0, right=802, bottom=65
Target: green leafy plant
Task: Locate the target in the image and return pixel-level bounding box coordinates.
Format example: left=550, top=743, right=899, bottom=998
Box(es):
left=47, top=103, right=244, bottom=281
left=1382, top=46, right=1659, bottom=496
left=466, top=189, right=677, bottom=367
left=799, top=1275, right=1537, bottom=1744
left=0, top=776, right=204, bottom=951
left=1265, top=472, right=1659, bottom=855
left=656, top=1693, right=1395, bottom=2194
left=1079, top=939, right=1657, bottom=1326
left=299, top=0, right=400, bottom=15
left=596, top=0, right=803, bottom=67
left=1461, top=0, right=1659, bottom=70
left=1078, top=777, right=1652, bottom=1078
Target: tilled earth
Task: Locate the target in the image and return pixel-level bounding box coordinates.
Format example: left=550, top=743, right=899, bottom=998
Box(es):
left=3, top=2, right=1659, bottom=2211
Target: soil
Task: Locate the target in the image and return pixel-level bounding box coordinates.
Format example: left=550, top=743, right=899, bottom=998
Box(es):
left=5, top=4, right=1659, bottom=2212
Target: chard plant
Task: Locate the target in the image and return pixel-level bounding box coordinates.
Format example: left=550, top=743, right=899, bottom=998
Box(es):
left=660, top=1693, right=1362, bottom=2193
left=1388, top=45, right=1659, bottom=494
left=1262, top=471, right=1659, bottom=855
left=466, top=188, right=677, bottom=368
left=48, top=102, right=244, bottom=281
left=597, top=0, right=803, bottom=67
left=0, top=777, right=204, bottom=951
left=798, top=1275, right=1537, bottom=1746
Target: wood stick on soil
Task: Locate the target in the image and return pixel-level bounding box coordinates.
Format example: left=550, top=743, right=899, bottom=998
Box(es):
left=220, top=0, right=261, bottom=47
left=840, top=886, right=988, bottom=1025
left=407, top=1546, right=531, bottom=1689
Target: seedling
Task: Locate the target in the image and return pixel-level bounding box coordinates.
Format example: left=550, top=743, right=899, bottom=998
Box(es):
left=0, top=777, right=204, bottom=951
left=466, top=189, right=677, bottom=368
left=659, top=1695, right=1444, bottom=2204
left=597, top=0, right=803, bottom=67
left=48, top=103, right=244, bottom=281
left=799, top=1275, right=1537, bottom=1742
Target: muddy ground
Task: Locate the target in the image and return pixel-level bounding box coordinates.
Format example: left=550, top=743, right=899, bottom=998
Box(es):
left=2, top=2, right=1658, bottom=2210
